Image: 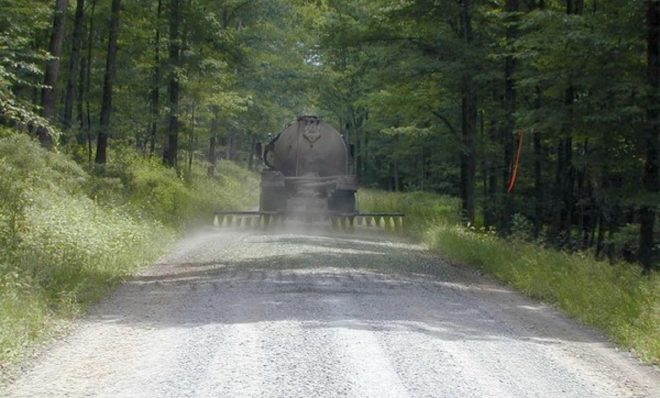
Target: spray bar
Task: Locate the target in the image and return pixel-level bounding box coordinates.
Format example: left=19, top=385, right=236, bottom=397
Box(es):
left=213, top=211, right=405, bottom=232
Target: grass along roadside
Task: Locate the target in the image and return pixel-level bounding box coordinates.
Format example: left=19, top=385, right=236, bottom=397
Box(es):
left=359, top=189, right=659, bottom=364
left=0, top=130, right=258, bottom=371
left=358, top=189, right=460, bottom=235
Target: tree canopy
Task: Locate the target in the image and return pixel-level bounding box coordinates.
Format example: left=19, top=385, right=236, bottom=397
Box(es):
left=0, top=0, right=657, bottom=269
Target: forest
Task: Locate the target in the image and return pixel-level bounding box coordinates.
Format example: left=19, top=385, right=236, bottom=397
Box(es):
left=0, top=0, right=658, bottom=272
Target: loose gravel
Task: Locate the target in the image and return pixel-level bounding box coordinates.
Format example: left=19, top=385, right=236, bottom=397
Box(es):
left=2, top=228, right=659, bottom=397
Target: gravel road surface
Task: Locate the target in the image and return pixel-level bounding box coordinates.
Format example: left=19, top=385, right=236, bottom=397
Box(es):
left=3, top=228, right=659, bottom=397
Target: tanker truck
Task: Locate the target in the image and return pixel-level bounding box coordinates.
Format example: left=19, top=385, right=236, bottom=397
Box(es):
left=215, top=116, right=403, bottom=229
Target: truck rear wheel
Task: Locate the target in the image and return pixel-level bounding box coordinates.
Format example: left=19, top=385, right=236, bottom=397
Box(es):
left=329, top=190, right=356, bottom=213
left=260, top=187, right=287, bottom=211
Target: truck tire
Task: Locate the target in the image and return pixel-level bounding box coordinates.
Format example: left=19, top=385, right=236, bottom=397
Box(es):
left=329, top=190, right=356, bottom=213
left=260, top=187, right=287, bottom=211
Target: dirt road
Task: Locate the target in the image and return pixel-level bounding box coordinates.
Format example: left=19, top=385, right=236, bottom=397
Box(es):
left=3, top=229, right=659, bottom=397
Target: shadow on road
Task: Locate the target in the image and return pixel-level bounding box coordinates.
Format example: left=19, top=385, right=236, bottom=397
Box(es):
left=87, top=231, right=600, bottom=346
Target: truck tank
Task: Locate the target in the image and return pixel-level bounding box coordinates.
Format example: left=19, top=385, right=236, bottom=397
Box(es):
left=260, top=116, right=358, bottom=215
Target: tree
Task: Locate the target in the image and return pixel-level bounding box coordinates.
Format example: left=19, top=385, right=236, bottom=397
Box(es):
left=640, top=0, right=659, bottom=271
left=499, top=0, right=519, bottom=233
left=0, top=0, right=55, bottom=138
left=148, top=0, right=163, bottom=156
left=63, top=0, right=85, bottom=131
left=40, top=0, right=69, bottom=145
left=95, top=0, right=121, bottom=164
left=459, top=0, right=477, bottom=224
left=163, top=0, right=181, bottom=167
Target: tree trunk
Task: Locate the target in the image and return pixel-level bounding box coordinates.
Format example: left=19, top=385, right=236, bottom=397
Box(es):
left=552, top=1, right=581, bottom=244
left=393, top=159, right=400, bottom=192
left=188, top=102, right=195, bottom=174
left=75, top=1, right=89, bottom=140
left=552, top=139, right=566, bottom=242
left=595, top=208, right=605, bottom=258
left=640, top=0, right=659, bottom=272
left=577, top=140, right=590, bottom=249
left=63, top=0, right=85, bottom=131
left=459, top=0, right=476, bottom=224
left=420, top=147, right=425, bottom=190
left=606, top=205, right=622, bottom=262
left=208, top=106, right=218, bottom=177
left=356, top=128, right=362, bottom=178
left=553, top=134, right=575, bottom=245
left=532, top=0, right=546, bottom=239
left=500, top=0, right=519, bottom=234
left=362, top=124, right=369, bottom=179
left=248, top=135, right=256, bottom=170
left=40, top=0, right=69, bottom=145
left=84, top=0, right=96, bottom=161
left=225, top=133, right=233, bottom=160
left=461, top=86, right=477, bottom=223
left=479, top=110, right=485, bottom=212
left=95, top=0, right=121, bottom=164
left=573, top=0, right=584, bottom=14
left=484, top=99, right=499, bottom=228
left=483, top=151, right=497, bottom=228
left=149, top=0, right=163, bottom=156
left=533, top=130, right=543, bottom=238
left=76, top=55, right=86, bottom=137
left=164, top=0, right=181, bottom=167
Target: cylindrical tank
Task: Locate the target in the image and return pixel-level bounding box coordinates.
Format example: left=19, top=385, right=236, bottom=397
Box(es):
left=268, top=116, right=349, bottom=177
left=261, top=116, right=358, bottom=214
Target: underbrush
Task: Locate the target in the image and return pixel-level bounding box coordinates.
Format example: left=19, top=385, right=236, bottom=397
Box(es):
left=358, top=189, right=459, bottom=236
left=0, top=130, right=258, bottom=367
left=88, top=149, right=258, bottom=227
left=362, top=189, right=659, bottom=364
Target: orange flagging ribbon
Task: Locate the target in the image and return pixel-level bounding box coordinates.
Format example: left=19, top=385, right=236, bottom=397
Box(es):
left=507, top=129, right=525, bottom=193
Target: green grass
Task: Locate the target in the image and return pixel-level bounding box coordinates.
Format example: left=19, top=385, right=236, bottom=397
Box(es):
left=0, top=130, right=258, bottom=368
left=361, top=189, right=660, bottom=364
left=358, top=189, right=460, bottom=236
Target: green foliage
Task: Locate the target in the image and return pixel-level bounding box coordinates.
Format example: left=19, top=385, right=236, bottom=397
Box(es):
left=510, top=213, right=534, bottom=241
left=0, top=0, right=57, bottom=138
left=84, top=148, right=258, bottom=228
left=104, top=0, right=315, bottom=154
left=358, top=189, right=459, bottom=236
left=425, top=224, right=659, bottom=364
left=0, top=132, right=163, bottom=365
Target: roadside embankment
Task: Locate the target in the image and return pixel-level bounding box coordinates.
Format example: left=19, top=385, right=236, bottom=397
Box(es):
left=0, top=129, right=258, bottom=369
left=359, top=189, right=659, bottom=364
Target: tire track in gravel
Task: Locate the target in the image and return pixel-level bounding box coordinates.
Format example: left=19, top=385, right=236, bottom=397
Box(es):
left=375, top=279, right=598, bottom=398
left=2, top=229, right=658, bottom=398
